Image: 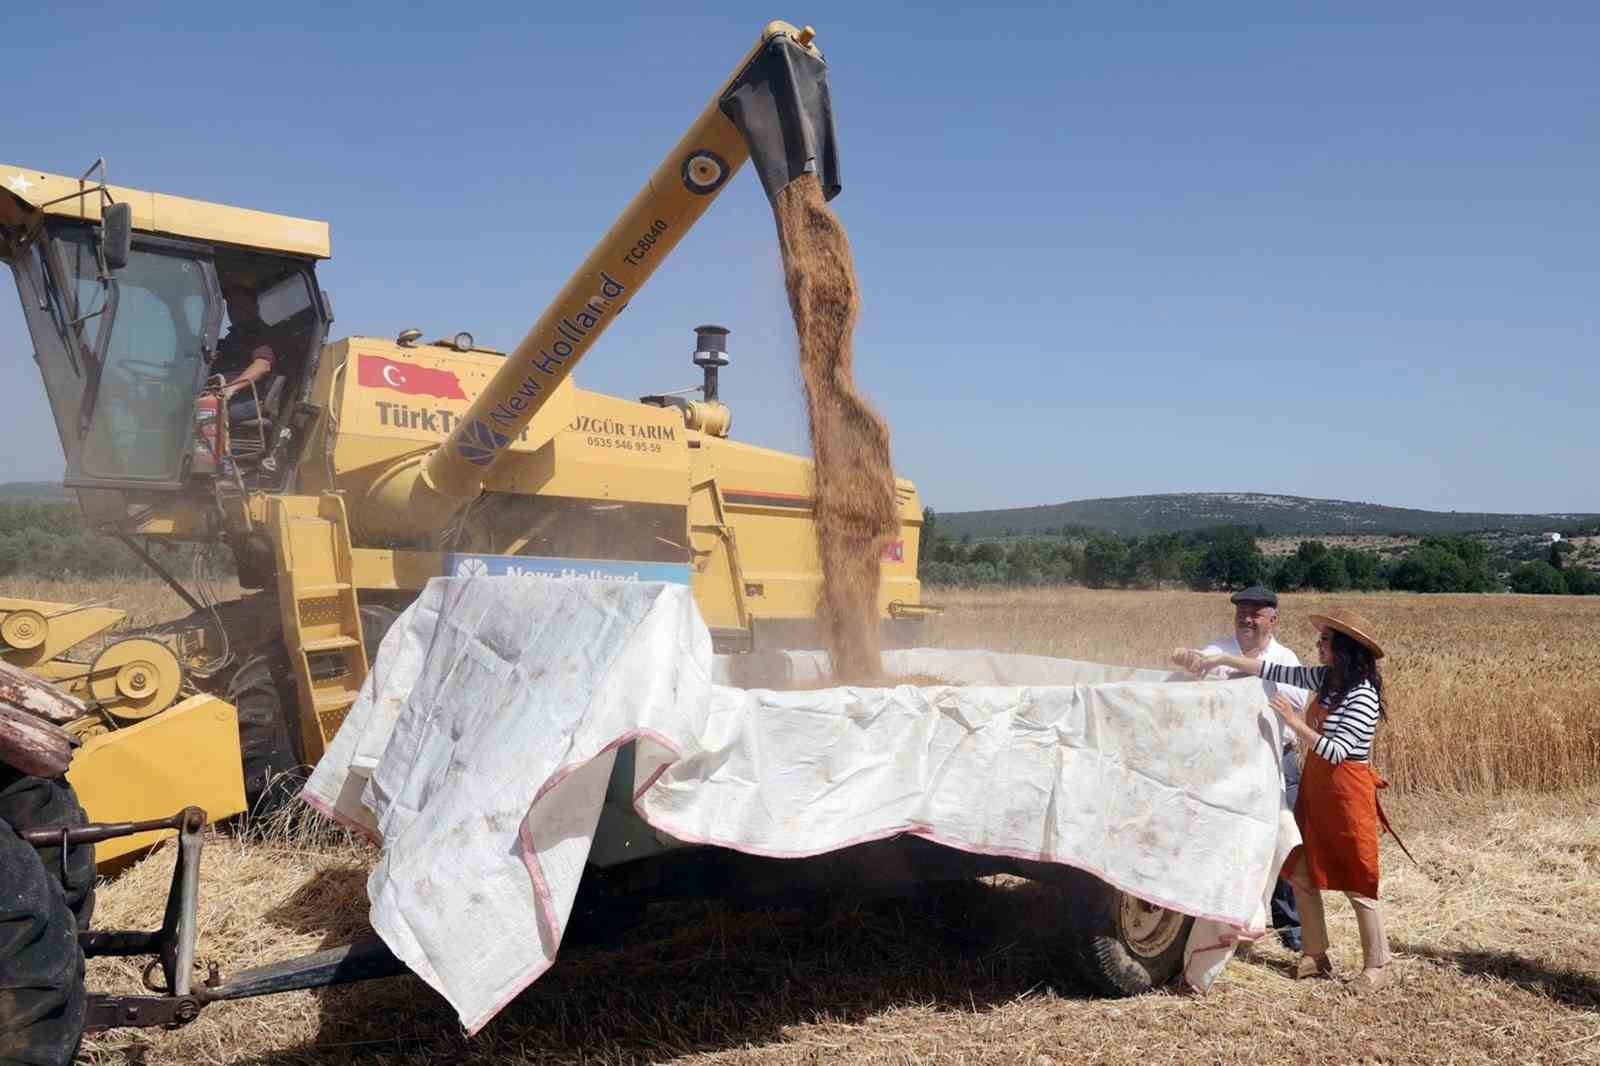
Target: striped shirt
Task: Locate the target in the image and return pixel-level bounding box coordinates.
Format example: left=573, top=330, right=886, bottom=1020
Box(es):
left=1261, top=663, right=1381, bottom=765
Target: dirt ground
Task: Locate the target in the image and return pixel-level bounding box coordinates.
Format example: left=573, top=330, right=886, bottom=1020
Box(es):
left=79, top=791, right=1600, bottom=1065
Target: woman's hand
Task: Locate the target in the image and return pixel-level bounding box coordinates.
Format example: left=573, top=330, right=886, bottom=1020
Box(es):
left=1269, top=691, right=1301, bottom=725
left=1270, top=691, right=1318, bottom=744
left=1194, top=652, right=1249, bottom=675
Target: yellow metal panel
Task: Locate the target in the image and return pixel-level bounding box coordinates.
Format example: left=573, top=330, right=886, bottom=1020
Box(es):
left=0, top=598, right=125, bottom=671
left=66, top=694, right=245, bottom=865
left=324, top=339, right=694, bottom=538
left=330, top=337, right=578, bottom=464
left=0, top=162, right=329, bottom=258
left=686, top=436, right=926, bottom=626
left=350, top=548, right=446, bottom=591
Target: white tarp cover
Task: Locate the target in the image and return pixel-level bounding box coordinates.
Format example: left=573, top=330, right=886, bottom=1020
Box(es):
left=302, top=578, right=1295, bottom=1033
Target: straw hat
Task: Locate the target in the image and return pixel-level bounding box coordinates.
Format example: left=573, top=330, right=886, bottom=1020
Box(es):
left=1307, top=606, right=1385, bottom=659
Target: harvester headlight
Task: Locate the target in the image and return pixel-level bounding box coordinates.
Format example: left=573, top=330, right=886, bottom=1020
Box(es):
left=453, top=332, right=475, bottom=352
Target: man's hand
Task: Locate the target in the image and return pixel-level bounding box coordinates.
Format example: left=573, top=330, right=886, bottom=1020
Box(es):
left=1170, top=647, right=1204, bottom=674
left=1194, top=651, right=1261, bottom=678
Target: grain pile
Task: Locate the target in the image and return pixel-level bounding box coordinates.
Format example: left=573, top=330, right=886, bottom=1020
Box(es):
left=772, top=173, right=899, bottom=683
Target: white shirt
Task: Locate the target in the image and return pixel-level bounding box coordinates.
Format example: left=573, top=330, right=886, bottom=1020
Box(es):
left=1196, top=635, right=1309, bottom=710
left=1196, top=634, right=1310, bottom=792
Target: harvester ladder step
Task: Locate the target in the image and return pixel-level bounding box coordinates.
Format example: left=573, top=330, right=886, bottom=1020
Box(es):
left=268, top=494, right=370, bottom=766
left=302, top=636, right=360, bottom=653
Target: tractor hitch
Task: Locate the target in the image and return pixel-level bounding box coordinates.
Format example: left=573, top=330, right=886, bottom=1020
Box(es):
left=24, top=805, right=408, bottom=1032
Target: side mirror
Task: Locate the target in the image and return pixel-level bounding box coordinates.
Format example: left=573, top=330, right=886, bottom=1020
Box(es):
left=101, top=202, right=132, bottom=272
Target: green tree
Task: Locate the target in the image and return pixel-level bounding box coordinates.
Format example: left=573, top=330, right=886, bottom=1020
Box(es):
left=1548, top=541, right=1565, bottom=569
left=1270, top=555, right=1306, bottom=591
left=1338, top=549, right=1387, bottom=591
left=1390, top=537, right=1495, bottom=593
left=968, top=541, right=1006, bottom=566
left=1082, top=534, right=1131, bottom=589
left=1389, top=546, right=1471, bottom=593
left=1185, top=527, right=1264, bottom=590
left=1135, top=533, right=1186, bottom=589
left=1509, top=561, right=1568, bottom=595
left=1304, top=552, right=1351, bottom=591
left=1045, top=542, right=1081, bottom=584
left=1005, top=539, right=1051, bottom=586
left=1564, top=567, right=1599, bottom=595
left=1296, top=540, right=1331, bottom=566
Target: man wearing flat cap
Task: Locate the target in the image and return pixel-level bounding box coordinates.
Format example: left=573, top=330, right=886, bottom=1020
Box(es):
left=1173, top=585, right=1309, bottom=951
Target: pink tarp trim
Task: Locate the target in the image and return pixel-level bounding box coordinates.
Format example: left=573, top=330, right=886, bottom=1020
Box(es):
left=628, top=810, right=1258, bottom=932
left=476, top=726, right=687, bottom=1038
left=504, top=727, right=1258, bottom=969
left=298, top=787, right=382, bottom=844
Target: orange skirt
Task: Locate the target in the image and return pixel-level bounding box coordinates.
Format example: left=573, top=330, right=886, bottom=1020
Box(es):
left=1285, top=752, right=1383, bottom=898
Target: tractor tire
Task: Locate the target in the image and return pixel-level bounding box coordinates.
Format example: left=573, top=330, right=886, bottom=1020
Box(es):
left=0, top=803, right=86, bottom=1066
left=0, top=769, right=94, bottom=931
left=228, top=648, right=304, bottom=818
left=1064, top=873, right=1193, bottom=996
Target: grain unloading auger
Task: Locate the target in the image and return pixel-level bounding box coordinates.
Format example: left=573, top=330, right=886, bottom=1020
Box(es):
left=0, top=22, right=934, bottom=865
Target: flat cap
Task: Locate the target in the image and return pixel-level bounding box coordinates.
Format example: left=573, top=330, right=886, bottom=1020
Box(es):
left=1230, top=585, right=1278, bottom=607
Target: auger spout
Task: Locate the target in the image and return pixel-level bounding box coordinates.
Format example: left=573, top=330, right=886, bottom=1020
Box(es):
left=364, top=20, right=841, bottom=537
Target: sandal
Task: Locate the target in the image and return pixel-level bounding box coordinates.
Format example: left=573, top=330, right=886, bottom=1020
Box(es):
left=1294, top=954, right=1334, bottom=980
left=1346, top=968, right=1387, bottom=993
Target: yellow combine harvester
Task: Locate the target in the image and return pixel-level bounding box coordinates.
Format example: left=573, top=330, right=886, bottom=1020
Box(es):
left=0, top=22, right=931, bottom=863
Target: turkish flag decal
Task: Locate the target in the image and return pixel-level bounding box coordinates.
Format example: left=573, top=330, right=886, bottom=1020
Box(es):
left=357, top=354, right=467, bottom=400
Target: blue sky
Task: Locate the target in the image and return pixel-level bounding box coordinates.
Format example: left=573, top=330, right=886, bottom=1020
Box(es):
left=2, top=1, right=1595, bottom=513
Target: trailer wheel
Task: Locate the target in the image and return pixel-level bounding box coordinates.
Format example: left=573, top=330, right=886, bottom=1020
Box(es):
left=1066, top=875, right=1193, bottom=996
left=229, top=648, right=304, bottom=817
left=0, top=806, right=86, bottom=1066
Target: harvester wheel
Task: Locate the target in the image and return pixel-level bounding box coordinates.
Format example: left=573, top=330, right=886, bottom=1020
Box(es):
left=0, top=785, right=89, bottom=1066
left=228, top=648, right=304, bottom=818
left=1063, top=873, right=1193, bottom=996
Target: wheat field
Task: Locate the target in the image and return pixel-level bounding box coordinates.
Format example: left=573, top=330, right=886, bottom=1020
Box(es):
left=4, top=577, right=1595, bottom=1064
left=919, top=587, right=1600, bottom=794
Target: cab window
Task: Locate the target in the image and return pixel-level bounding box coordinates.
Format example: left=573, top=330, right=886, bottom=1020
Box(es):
left=54, top=232, right=211, bottom=481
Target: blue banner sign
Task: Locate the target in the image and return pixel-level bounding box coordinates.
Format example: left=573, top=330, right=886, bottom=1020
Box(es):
left=442, top=553, right=691, bottom=585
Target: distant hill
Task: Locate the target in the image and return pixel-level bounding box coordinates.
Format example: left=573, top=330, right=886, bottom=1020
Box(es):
left=0, top=482, right=69, bottom=501
left=937, top=493, right=1599, bottom=539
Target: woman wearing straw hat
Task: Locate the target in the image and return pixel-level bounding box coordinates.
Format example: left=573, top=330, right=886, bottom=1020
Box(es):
left=1193, top=606, right=1393, bottom=990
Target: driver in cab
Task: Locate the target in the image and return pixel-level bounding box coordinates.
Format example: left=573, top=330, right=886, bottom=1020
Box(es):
left=209, top=284, right=279, bottom=421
